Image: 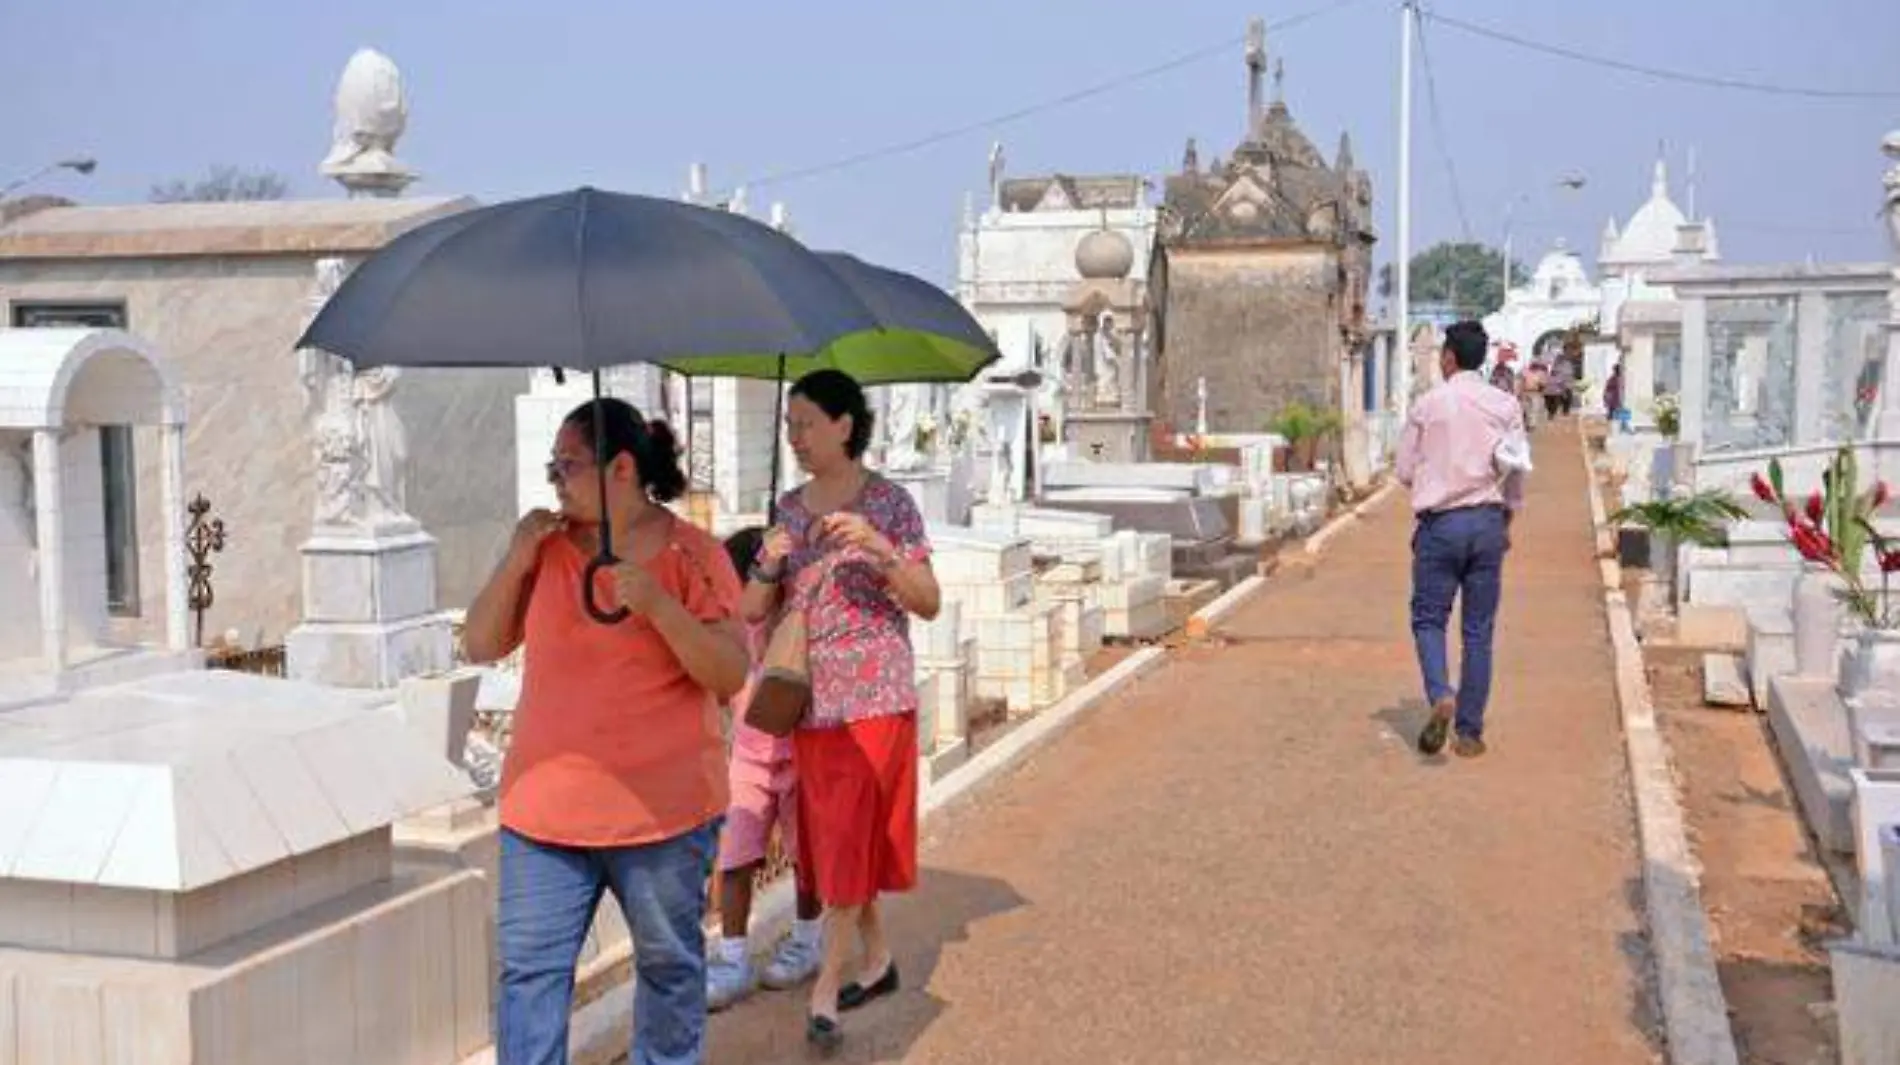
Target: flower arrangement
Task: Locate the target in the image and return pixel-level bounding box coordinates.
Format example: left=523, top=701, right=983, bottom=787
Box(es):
left=1651, top=393, right=1681, bottom=439
left=911, top=411, right=939, bottom=455
left=1752, top=447, right=1899, bottom=628
left=1183, top=433, right=1210, bottom=463
left=946, top=408, right=977, bottom=451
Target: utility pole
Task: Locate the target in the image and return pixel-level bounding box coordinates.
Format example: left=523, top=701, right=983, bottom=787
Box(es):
left=1395, top=0, right=1416, bottom=414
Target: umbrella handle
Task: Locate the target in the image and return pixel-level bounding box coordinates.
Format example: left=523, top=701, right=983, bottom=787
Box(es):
left=581, top=555, right=632, bottom=625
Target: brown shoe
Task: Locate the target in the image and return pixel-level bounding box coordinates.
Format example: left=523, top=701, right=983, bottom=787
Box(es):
left=1452, top=735, right=1487, bottom=758
left=1417, top=697, right=1455, bottom=755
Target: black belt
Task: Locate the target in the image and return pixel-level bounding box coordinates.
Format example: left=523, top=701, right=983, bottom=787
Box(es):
left=1417, top=503, right=1505, bottom=521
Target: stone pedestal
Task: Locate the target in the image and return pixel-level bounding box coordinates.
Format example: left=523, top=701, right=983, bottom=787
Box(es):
left=887, top=467, right=952, bottom=524
left=1066, top=410, right=1154, bottom=464
left=288, top=524, right=454, bottom=689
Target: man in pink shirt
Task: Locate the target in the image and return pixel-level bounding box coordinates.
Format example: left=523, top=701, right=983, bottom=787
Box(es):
left=1395, top=321, right=1529, bottom=758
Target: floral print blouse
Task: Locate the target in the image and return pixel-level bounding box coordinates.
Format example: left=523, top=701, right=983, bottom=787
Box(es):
left=776, top=474, right=932, bottom=730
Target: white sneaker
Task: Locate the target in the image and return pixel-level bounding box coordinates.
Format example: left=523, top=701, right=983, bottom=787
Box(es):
left=706, top=951, right=754, bottom=1011
left=760, top=933, right=822, bottom=989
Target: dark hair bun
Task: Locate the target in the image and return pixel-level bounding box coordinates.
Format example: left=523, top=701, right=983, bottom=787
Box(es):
left=561, top=398, right=689, bottom=504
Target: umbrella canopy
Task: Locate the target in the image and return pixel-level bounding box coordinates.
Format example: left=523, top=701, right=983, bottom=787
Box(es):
left=295, top=187, right=884, bottom=371
left=662, top=252, right=1000, bottom=385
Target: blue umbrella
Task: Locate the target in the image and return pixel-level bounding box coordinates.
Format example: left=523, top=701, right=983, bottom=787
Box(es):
left=296, top=187, right=894, bottom=624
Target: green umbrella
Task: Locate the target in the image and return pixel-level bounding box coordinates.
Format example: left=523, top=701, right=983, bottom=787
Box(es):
left=657, top=252, right=1000, bottom=385
left=656, top=252, right=1002, bottom=520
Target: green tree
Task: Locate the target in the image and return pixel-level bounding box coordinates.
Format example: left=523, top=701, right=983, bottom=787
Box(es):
left=1402, top=242, right=1525, bottom=319
left=150, top=166, right=289, bottom=203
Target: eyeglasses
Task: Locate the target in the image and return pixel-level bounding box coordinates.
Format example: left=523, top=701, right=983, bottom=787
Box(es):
left=546, top=456, right=593, bottom=483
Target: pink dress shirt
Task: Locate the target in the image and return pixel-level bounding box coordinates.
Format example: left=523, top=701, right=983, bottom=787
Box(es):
left=1396, top=370, right=1528, bottom=515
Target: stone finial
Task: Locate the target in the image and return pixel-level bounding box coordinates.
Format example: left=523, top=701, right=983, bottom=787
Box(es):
left=1335, top=131, right=1355, bottom=174
left=685, top=163, right=709, bottom=204
left=770, top=202, right=791, bottom=234
left=1183, top=137, right=1200, bottom=174
left=321, top=48, right=416, bottom=198
left=1075, top=227, right=1134, bottom=281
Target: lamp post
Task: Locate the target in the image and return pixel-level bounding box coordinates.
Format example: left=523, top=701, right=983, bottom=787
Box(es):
left=0, top=157, right=96, bottom=199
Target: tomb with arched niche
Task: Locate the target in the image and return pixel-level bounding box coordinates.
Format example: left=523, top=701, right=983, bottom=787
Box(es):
left=0, top=327, right=196, bottom=704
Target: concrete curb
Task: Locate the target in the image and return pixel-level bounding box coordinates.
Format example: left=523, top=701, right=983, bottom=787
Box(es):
left=1186, top=575, right=1268, bottom=639
left=1579, top=422, right=1741, bottom=1065
left=566, top=645, right=1173, bottom=1064
left=1303, top=479, right=1400, bottom=556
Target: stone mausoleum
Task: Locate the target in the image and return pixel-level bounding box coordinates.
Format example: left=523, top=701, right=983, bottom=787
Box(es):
left=1148, top=25, right=1375, bottom=437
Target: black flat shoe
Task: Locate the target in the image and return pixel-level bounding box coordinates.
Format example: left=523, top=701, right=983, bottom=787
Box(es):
left=807, top=1012, right=843, bottom=1054
left=838, top=962, right=899, bottom=1012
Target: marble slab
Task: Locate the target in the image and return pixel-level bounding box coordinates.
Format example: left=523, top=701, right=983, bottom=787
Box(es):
left=0, top=671, right=468, bottom=892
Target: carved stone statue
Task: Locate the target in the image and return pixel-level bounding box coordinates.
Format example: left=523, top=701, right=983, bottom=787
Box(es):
left=353, top=366, right=409, bottom=521
left=321, top=48, right=415, bottom=197
left=299, top=257, right=414, bottom=531
left=1883, top=129, right=1900, bottom=260
left=0, top=436, right=40, bottom=658
left=1093, top=314, right=1122, bottom=408
left=884, top=386, right=929, bottom=472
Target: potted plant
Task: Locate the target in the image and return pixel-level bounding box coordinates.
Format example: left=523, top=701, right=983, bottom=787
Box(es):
left=1267, top=401, right=1343, bottom=473
left=1610, top=489, right=1747, bottom=596
left=1652, top=393, right=1681, bottom=440
left=1752, top=448, right=1896, bottom=687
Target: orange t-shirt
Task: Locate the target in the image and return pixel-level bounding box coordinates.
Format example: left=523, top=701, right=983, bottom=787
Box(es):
left=499, top=518, right=741, bottom=848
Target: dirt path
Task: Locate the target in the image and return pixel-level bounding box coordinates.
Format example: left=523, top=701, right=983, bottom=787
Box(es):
left=703, top=422, right=1661, bottom=1064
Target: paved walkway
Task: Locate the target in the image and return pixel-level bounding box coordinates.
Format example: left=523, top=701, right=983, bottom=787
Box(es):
left=707, top=423, right=1660, bottom=1064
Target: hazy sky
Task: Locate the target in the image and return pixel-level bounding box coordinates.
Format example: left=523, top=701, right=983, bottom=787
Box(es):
left=6, top=0, right=1897, bottom=289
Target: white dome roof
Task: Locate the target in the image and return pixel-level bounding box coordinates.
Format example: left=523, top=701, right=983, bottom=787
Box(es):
left=1603, top=160, right=1687, bottom=267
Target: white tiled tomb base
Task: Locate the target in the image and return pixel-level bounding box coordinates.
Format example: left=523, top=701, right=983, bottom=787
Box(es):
left=0, top=867, right=490, bottom=1065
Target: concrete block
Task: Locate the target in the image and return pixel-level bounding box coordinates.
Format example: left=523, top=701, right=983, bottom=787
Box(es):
left=1851, top=768, right=1900, bottom=946
left=1674, top=604, right=1748, bottom=651
left=1701, top=653, right=1752, bottom=708
left=1831, top=939, right=1900, bottom=1065
left=396, top=669, right=481, bottom=767
left=1768, top=676, right=1856, bottom=855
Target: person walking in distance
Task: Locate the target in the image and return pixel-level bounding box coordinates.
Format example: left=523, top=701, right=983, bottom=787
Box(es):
left=1395, top=321, right=1529, bottom=758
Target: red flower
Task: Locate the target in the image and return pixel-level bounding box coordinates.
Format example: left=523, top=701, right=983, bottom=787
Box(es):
left=1792, top=524, right=1834, bottom=564
left=1881, top=549, right=1900, bottom=573
left=1751, top=472, right=1777, bottom=504
left=1876, top=481, right=1892, bottom=509
left=1806, top=491, right=1825, bottom=525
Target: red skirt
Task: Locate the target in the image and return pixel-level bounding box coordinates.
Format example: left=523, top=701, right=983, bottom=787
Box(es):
left=793, top=713, right=918, bottom=907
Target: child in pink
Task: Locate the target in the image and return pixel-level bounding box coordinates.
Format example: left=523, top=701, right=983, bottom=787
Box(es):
left=707, top=527, right=824, bottom=1010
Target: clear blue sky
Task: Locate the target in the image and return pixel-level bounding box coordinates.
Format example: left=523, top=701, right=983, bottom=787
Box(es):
left=6, top=0, right=1897, bottom=289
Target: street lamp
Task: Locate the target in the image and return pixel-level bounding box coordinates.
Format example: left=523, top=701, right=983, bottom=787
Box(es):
left=1502, top=174, right=1587, bottom=302
left=1, top=157, right=98, bottom=200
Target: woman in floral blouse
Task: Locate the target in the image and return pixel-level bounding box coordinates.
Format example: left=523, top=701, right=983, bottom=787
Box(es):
left=739, top=369, right=941, bottom=1053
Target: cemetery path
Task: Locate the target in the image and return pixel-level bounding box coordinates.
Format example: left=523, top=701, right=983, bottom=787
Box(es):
left=704, top=422, right=1661, bottom=1064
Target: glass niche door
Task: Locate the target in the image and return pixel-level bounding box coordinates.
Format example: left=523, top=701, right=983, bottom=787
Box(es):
left=1703, top=296, right=1797, bottom=454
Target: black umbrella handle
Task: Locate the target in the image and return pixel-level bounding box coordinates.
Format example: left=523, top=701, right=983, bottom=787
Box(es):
left=581, top=373, right=632, bottom=625
left=582, top=553, right=631, bottom=625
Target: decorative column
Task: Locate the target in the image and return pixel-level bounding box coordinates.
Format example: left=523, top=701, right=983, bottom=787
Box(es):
left=160, top=423, right=190, bottom=652
left=31, top=429, right=64, bottom=672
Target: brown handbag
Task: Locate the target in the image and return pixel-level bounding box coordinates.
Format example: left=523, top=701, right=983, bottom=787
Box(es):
left=743, top=560, right=832, bottom=738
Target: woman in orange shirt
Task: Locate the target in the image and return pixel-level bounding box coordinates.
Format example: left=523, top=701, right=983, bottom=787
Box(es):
left=464, top=397, right=748, bottom=1065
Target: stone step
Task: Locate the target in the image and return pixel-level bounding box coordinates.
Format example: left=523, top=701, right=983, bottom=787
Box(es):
left=1701, top=653, right=1752, bottom=708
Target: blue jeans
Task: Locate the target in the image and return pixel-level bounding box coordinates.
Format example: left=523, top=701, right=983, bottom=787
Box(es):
left=497, top=822, right=717, bottom=1065
left=1410, top=506, right=1508, bottom=740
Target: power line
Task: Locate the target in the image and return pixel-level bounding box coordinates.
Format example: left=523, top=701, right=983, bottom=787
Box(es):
left=1412, top=12, right=1473, bottom=241
left=714, top=0, right=1371, bottom=199
left=1423, top=10, right=1900, bottom=101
